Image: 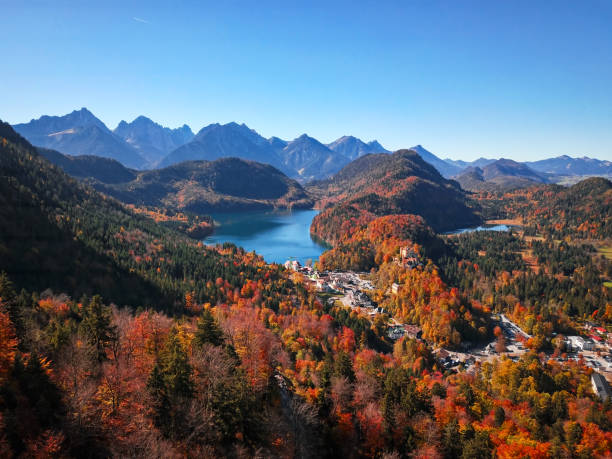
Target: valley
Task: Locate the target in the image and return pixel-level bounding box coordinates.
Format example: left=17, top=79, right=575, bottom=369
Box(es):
left=1, top=119, right=612, bottom=457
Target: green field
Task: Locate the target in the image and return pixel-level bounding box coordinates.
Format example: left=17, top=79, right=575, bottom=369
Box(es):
left=597, top=246, right=612, bottom=261
left=605, top=281, right=612, bottom=289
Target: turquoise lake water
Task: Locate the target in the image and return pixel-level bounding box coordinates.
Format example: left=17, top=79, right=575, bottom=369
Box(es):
left=204, top=209, right=327, bottom=265
left=445, top=224, right=512, bottom=235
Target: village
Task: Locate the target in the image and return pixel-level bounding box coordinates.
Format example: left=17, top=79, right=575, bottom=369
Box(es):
left=285, top=244, right=612, bottom=402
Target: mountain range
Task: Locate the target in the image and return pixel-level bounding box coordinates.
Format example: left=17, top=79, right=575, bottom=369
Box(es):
left=114, top=115, right=194, bottom=165
left=14, top=109, right=385, bottom=181
left=13, top=108, right=148, bottom=169
left=526, top=155, right=612, bottom=176
left=327, top=135, right=390, bottom=160
left=454, top=158, right=548, bottom=192
left=12, top=108, right=612, bottom=184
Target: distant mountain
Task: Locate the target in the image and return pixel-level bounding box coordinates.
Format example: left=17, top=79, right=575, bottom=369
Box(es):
left=114, top=116, right=193, bottom=166
left=13, top=108, right=147, bottom=169
left=327, top=135, right=390, bottom=160
left=281, top=134, right=350, bottom=181
left=445, top=157, right=496, bottom=170
left=309, top=149, right=481, bottom=236
left=367, top=140, right=388, bottom=153
left=159, top=122, right=289, bottom=172
left=526, top=155, right=612, bottom=176
left=268, top=136, right=288, bottom=151
left=409, top=145, right=463, bottom=178
left=455, top=159, right=547, bottom=192
left=161, top=125, right=351, bottom=181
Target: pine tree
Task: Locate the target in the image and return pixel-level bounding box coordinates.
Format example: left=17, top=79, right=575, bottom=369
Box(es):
left=334, top=351, right=355, bottom=383
left=193, top=308, right=223, bottom=347
left=147, top=326, right=194, bottom=438
left=147, top=360, right=170, bottom=431
left=162, top=327, right=193, bottom=400
left=80, top=295, right=117, bottom=362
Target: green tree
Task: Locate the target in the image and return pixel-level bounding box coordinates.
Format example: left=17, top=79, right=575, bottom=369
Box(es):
left=494, top=406, right=506, bottom=427
left=442, top=419, right=462, bottom=458
left=193, top=308, right=223, bottom=347
left=147, top=326, right=193, bottom=438
left=334, top=351, right=355, bottom=383
left=80, top=295, right=117, bottom=362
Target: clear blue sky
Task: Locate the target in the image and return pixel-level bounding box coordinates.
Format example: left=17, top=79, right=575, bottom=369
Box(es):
left=2, top=0, right=611, bottom=161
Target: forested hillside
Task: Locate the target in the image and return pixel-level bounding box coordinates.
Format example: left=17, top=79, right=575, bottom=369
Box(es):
left=0, top=122, right=280, bottom=309
left=42, top=149, right=313, bottom=214
left=479, top=177, right=612, bottom=239
left=310, top=149, right=481, bottom=247
left=2, top=121, right=612, bottom=457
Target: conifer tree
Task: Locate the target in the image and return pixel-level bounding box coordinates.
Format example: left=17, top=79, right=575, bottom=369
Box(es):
left=193, top=308, right=223, bottom=347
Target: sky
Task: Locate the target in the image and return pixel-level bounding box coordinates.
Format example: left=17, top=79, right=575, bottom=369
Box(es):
left=2, top=0, right=611, bottom=162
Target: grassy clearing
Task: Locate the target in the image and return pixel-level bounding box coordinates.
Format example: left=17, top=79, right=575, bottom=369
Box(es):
left=597, top=246, right=612, bottom=261
left=605, top=281, right=612, bottom=289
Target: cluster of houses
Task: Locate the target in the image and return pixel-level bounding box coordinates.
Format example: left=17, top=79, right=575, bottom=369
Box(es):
left=436, top=349, right=476, bottom=370
left=584, top=323, right=610, bottom=346
left=387, top=324, right=422, bottom=341
left=343, top=290, right=375, bottom=308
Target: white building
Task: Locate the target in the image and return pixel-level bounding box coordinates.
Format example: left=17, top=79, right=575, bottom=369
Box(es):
left=566, top=336, right=593, bottom=352
left=591, top=373, right=612, bottom=401
left=284, top=260, right=302, bottom=271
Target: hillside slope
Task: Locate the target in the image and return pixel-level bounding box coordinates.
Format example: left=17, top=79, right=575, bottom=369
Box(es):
left=309, top=149, right=481, bottom=244
left=38, top=147, right=137, bottom=183
left=409, top=145, right=463, bottom=178
left=0, top=121, right=269, bottom=308
left=42, top=149, right=313, bottom=213
left=96, top=157, right=314, bottom=212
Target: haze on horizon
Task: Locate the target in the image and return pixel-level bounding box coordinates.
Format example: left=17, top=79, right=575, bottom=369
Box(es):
left=2, top=0, right=611, bottom=162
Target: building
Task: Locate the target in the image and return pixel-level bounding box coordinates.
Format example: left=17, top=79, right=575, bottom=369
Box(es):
left=284, top=260, right=302, bottom=271
left=315, top=278, right=331, bottom=292
left=404, top=325, right=423, bottom=340
left=566, top=336, right=593, bottom=351
left=399, top=246, right=419, bottom=268
left=400, top=246, right=416, bottom=259
left=391, top=283, right=400, bottom=294
left=387, top=325, right=405, bottom=340
left=591, top=373, right=612, bottom=401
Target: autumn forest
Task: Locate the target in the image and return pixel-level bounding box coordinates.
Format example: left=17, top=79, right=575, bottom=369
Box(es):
left=1, top=117, right=612, bottom=459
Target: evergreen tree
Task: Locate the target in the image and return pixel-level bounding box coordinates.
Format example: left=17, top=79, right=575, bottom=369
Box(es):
left=162, top=327, right=193, bottom=400
left=147, top=326, right=193, bottom=438
left=193, top=308, right=223, bottom=347
left=442, top=419, right=462, bottom=458
left=334, top=351, right=355, bottom=383
left=147, top=360, right=170, bottom=432
left=80, top=295, right=117, bottom=362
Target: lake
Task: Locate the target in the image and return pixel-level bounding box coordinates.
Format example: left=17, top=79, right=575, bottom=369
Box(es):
left=445, top=224, right=513, bottom=235
left=204, top=209, right=327, bottom=265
